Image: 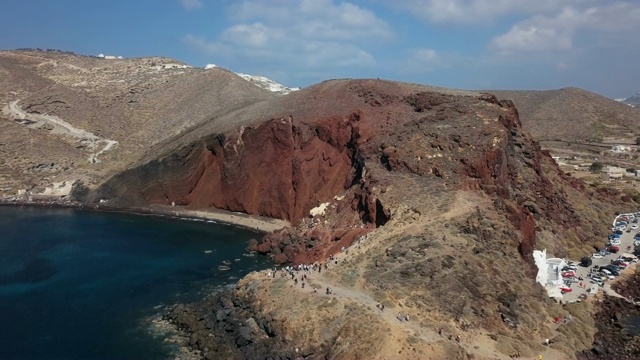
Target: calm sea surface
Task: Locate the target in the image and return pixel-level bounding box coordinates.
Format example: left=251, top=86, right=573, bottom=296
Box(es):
left=0, top=206, right=269, bottom=359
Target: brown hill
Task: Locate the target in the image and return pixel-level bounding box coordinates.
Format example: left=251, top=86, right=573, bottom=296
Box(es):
left=90, top=79, right=627, bottom=359
left=0, top=49, right=275, bottom=194
left=2, top=50, right=635, bottom=358
left=490, top=87, right=640, bottom=142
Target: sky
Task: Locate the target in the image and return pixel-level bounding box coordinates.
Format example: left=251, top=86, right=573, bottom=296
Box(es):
left=1, top=0, right=639, bottom=98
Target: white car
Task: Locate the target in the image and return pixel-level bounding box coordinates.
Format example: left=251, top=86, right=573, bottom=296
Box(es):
left=631, top=224, right=638, bottom=230
left=592, top=253, right=604, bottom=259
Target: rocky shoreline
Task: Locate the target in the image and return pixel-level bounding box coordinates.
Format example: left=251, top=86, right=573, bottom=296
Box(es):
left=0, top=199, right=284, bottom=233
left=577, top=271, right=640, bottom=359
left=163, top=281, right=319, bottom=360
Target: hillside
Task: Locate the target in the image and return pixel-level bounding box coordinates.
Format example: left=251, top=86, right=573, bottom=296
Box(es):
left=0, top=49, right=276, bottom=195
left=3, top=50, right=639, bottom=358
left=490, top=88, right=640, bottom=143
left=90, top=79, right=629, bottom=359
left=622, top=93, right=640, bottom=107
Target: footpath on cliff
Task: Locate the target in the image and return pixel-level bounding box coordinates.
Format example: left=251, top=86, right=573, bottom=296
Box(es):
left=254, top=190, right=570, bottom=360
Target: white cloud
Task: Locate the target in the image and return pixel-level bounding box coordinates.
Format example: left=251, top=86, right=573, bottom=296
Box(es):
left=401, top=48, right=450, bottom=73
left=387, top=0, right=580, bottom=24
left=185, top=0, right=389, bottom=73
left=228, top=0, right=393, bottom=40
left=490, top=3, right=640, bottom=54
left=413, top=48, right=437, bottom=61
left=181, top=0, right=203, bottom=10
left=491, top=24, right=572, bottom=53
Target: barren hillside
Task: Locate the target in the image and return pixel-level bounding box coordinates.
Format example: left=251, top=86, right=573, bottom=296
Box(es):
left=92, top=79, right=630, bottom=359
left=490, top=88, right=640, bottom=142
left=3, top=50, right=638, bottom=358
left=0, top=49, right=275, bottom=194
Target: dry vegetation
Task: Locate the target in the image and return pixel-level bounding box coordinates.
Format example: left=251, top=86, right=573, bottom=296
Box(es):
left=0, top=49, right=275, bottom=194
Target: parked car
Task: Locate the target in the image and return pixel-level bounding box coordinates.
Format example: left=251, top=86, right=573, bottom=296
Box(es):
left=565, top=263, right=578, bottom=270
left=601, top=268, right=613, bottom=276
left=593, top=253, right=604, bottom=259
left=560, top=286, right=573, bottom=294
left=607, top=246, right=620, bottom=253
left=580, top=256, right=593, bottom=267
left=612, top=260, right=628, bottom=267
left=562, top=271, right=576, bottom=278
left=616, top=229, right=624, bottom=235
left=632, top=225, right=639, bottom=230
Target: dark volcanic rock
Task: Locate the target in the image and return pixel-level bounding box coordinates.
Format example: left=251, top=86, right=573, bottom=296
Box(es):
left=577, top=271, right=640, bottom=360
left=165, top=289, right=322, bottom=360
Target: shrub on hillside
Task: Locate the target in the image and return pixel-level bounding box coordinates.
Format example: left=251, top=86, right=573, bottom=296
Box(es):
left=589, top=162, right=603, bottom=172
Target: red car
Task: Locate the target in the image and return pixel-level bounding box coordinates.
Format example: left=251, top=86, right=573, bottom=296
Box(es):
left=562, top=271, right=576, bottom=278
left=607, top=246, right=620, bottom=253
left=560, top=286, right=572, bottom=294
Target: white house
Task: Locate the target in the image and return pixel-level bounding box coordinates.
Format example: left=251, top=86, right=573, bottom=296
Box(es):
left=533, top=250, right=567, bottom=287
left=602, top=166, right=624, bottom=180
left=612, top=145, right=630, bottom=153
left=545, top=257, right=567, bottom=287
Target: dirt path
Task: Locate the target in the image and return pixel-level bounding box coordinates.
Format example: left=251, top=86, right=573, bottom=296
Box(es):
left=297, top=271, right=442, bottom=344
left=3, top=100, right=117, bottom=163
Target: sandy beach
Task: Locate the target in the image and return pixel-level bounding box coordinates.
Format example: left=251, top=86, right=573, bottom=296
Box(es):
left=0, top=201, right=289, bottom=233
left=147, top=205, right=289, bottom=233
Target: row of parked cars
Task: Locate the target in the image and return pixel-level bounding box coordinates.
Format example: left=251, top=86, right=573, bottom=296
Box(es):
left=585, top=213, right=640, bottom=288
left=612, top=214, right=639, bottom=232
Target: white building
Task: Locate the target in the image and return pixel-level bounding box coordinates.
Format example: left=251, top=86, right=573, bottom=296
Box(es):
left=533, top=250, right=568, bottom=299
left=612, top=145, right=630, bottom=153
left=545, top=257, right=567, bottom=286
left=601, top=166, right=625, bottom=180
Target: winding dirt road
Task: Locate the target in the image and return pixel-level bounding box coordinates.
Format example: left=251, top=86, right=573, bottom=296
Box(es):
left=4, top=100, right=117, bottom=163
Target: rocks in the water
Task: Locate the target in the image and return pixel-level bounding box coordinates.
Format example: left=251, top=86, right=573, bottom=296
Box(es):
left=164, top=289, right=317, bottom=359
left=216, top=309, right=227, bottom=322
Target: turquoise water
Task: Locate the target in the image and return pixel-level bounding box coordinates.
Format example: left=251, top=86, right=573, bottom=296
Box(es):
left=0, top=206, right=269, bottom=359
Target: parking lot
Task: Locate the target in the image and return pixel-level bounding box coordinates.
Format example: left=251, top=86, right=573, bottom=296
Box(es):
left=559, top=213, right=639, bottom=303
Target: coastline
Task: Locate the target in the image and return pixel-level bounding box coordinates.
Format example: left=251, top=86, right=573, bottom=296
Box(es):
left=0, top=200, right=289, bottom=234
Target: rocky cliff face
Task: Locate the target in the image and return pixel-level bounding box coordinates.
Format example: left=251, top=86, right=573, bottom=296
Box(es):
left=94, top=81, right=614, bottom=267
left=91, top=79, right=631, bottom=358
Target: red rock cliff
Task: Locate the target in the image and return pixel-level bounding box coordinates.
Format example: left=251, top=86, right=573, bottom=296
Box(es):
left=92, top=80, right=603, bottom=267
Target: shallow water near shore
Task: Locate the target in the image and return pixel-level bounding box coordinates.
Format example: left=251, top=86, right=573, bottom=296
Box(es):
left=0, top=206, right=270, bottom=359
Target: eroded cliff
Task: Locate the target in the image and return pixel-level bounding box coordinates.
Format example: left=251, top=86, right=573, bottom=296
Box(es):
left=93, top=79, right=628, bottom=359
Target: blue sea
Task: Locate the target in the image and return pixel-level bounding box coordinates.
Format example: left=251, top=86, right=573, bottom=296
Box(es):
left=0, top=206, right=270, bottom=359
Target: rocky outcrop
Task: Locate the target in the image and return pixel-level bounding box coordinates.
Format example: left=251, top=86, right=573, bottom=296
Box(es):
left=577, top=296, right=640, bottom=359
left=98, top=112, right=376, bottom=223
left=165, top=288, right=308, bottom=360
left=94, top=81, right=611, bottom=269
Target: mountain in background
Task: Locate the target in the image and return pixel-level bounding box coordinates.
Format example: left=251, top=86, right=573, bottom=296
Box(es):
left=2, top=48, right=638, bottom=359
left=0, top=49, right=276, bottom=193
left=205, top=63, right=300, bottom=95
left=619, top=92, right=640, bottom=107
left=490, top=87, right=640, bottom=142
